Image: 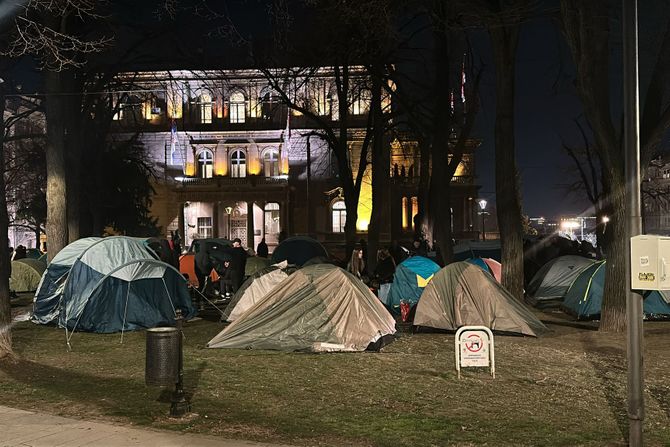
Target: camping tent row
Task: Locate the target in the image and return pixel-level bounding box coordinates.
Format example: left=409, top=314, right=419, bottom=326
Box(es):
left=32, top=236, right=196, bottom=334
left=526, top=256, right=670, bottom=319
left=212, top=258, right=546, bottom=354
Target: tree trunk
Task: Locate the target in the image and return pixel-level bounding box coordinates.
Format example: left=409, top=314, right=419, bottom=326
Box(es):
left=65, top=71, right=81, bottom=242
left=0, top=87, right=14, bottom=359
left=490, top=24, right=524, bottom=300
left=367, top=70, right=389, bottom=273
left=44, top=71, right=69, bottom=261
left=599, top=169, right=628, bottom=331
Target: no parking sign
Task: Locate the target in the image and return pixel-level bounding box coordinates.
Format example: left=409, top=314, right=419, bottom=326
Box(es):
left=455, top=326, right=495, bottom=379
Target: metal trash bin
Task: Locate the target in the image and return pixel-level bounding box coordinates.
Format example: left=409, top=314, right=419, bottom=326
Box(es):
left=145, top=327, right=180, bottom=386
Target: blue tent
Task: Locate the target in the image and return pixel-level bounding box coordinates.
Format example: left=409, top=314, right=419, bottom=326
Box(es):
left=562, top=261, right=670, bottom=320
left=271, top=236, right=328, bottom=266
left=33, top=236, right=196, bottom=334
left=387, top=256, right=441, bottom=312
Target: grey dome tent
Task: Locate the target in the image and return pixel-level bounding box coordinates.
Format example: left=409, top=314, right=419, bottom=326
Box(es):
left=208, top=264, right=396, bottom=352
left=414, top=262, right=548, bottom=337
left=33, top=236, right=196, bottom=334
left=10, top=258, right=47, bottom=292
left=222, top=261, right=293, bottom=322
left=525, top=255, right=596, bottom=307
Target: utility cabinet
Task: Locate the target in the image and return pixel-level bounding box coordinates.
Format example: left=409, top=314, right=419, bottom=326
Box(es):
left=630, top=235, right=670, bottom=290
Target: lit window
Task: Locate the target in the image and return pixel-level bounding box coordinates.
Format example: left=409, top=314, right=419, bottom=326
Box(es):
left=197, top=150, right=213, bottom=179
left=264, top=202, right=280, bottom=235
left=332, top=200, right=346, bottom=233
left=230, top=91, right=246, bottom=124
left=351, top=88, right=371, bottom=115
left=411, top=197, right=419, bottom=231
left=197, top=217, right=212, bottom=239
left=263, top=149, right=280, bottom=177
left=313, top=80, right=331, bottom=115
left=230, top=150, right=246, bottom=178
left=198, top=93, right=213, bottom=124
left=402, top=197, right=408, bottom=230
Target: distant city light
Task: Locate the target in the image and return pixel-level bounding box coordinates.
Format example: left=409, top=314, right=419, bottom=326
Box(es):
left=602, top=216, right=610, bottom=223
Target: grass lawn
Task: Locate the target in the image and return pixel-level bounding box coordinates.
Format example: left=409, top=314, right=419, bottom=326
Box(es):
left=3, top=295, right=670, bottom=447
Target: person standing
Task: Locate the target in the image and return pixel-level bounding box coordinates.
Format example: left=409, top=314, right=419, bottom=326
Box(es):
left=347, top=247, right=368, bottom=283
left=230, top=238, right=248, bottom=291
left=256, top=238, right=269, bottom=258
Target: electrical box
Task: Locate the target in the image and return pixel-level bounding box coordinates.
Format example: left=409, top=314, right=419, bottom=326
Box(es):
left=630, top=235, right=670, bottom=290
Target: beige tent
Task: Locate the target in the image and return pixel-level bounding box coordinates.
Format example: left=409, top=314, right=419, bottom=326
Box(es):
left=208, top=264, right=396, bottom=351
left=10, top=258, right=46, bottom=292
left=414, top=262, right=548, bottom=337
left=222, top=262, right=291, bottom=322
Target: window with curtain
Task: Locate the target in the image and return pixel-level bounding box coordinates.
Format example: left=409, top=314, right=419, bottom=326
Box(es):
left=230, top=91, right=246, bottom=123
left=332, top=200, right=346, bottom=233
left=263, top=148, right=279, bottom=177
left=264, top=202, right=280, bottom=235
left=230, top=150, right=246, bottom=178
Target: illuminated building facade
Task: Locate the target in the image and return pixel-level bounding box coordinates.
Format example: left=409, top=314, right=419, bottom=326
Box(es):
left=111, top=68, right=480, bottom=253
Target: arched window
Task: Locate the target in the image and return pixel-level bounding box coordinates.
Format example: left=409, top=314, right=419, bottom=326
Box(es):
left=197, top=150, right=214, bottom=178
left=332, top=200, right=346, bottom=233
left=260, top=87, right=280, bottom=120
left=230, top=91, right=246, bottom=124
left=351, top=88, right=371, bottom=115
left=411, top=197, right=419, bottom=231
left=264, top=202, right=280, bottom=235
left=401, top=197, right=408, bottom=230
left=230, top=150, right=246, bottom=178
left=263, top=148, right=280, bottom=177
left=197, top=92, right=213, bottom=124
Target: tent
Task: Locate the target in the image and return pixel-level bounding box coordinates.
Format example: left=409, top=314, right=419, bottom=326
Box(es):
left=271, top=236, right=328, bottom=266
left=466, top=258, right=502, bottom=282
left=387, top=256, right=441, bottom=312
left=208, top=264, right=396, bottom=352
left=561, top=261, right=670, bottom=320
left=222, top=262, right=293, bottom=322
left=453, top=241, right=502, bottom=262
left=414, top=262, right=548, bottom=337
left=33, top=236, right=196, bottom=333
left=525, top=255, right=596, bottom=307
left=10, top=258, right=46, bottom=292
left=245, top=256, right=273, bottom=277
left=33, top=237, right=103, bottom=325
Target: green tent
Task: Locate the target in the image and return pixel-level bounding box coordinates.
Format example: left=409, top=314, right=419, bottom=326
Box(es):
left=208, top=264, right=396, bottom=352
left=10, top=258, right=46, bottom=292
left=414, top=262, right=548, bottom=337
left=561, top=260, right=670, bottom=320
left=245, top=256, right=273, bottom=277
left=525, top=255, right=596, bottom=307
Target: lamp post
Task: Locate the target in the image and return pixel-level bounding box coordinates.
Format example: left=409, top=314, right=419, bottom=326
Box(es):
left=478, top=199, right=487, bottom=241
left=224, top=206, right=233, bottom=240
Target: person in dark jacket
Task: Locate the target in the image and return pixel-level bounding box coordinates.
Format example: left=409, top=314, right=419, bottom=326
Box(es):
left=256, top=238, right=269, bottom=258
left=229, top=238, right=248, bottom=291
left=12, top=245, right=26, bottom=261
left=194, top=240, right=214, bottom=292
left=214, top=257, right=237, bottom=296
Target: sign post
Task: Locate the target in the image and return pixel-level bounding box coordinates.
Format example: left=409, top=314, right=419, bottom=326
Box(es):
left=455, top=326, right=495, bottom=379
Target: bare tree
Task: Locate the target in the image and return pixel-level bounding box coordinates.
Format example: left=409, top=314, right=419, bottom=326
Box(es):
left=0, top=0, right=108, bottom=358
left=559, top=1, right=670, bottom=331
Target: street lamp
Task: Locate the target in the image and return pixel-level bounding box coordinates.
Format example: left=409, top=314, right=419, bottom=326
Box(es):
left=478, top=199, right=488, bottom=241
left=224, top=206, right=233, bottom=239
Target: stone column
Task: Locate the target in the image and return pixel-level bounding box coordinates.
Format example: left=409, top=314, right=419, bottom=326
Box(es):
left=178, top=202, right=186, bottom=246
left=247, top=201, right=255, bottom=249
left=212, top=201, right=220, bottom=238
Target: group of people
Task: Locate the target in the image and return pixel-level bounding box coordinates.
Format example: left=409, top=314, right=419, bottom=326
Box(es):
left=194, top=238, right=248, bottom=298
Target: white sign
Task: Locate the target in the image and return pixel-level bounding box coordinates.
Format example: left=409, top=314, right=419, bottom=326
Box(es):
left=455, top=326, right=495, bottom=379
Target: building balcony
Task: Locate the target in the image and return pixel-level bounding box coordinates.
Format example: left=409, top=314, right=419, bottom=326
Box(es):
left=175, top=175, right=289, bottom=189
left=390, top=175, right=475, bottom=186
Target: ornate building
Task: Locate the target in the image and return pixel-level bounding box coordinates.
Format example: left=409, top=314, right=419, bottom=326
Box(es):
left=110, top=68, right=480, bottom=254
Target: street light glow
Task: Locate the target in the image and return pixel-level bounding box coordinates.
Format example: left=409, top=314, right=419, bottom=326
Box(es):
left=478, top=199, right=487, bottom=210
left=602, top=216, right=610, bottom=223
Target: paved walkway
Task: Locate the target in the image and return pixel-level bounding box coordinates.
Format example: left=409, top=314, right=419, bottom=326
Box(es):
left=0, top=406, right=293, bottom=447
